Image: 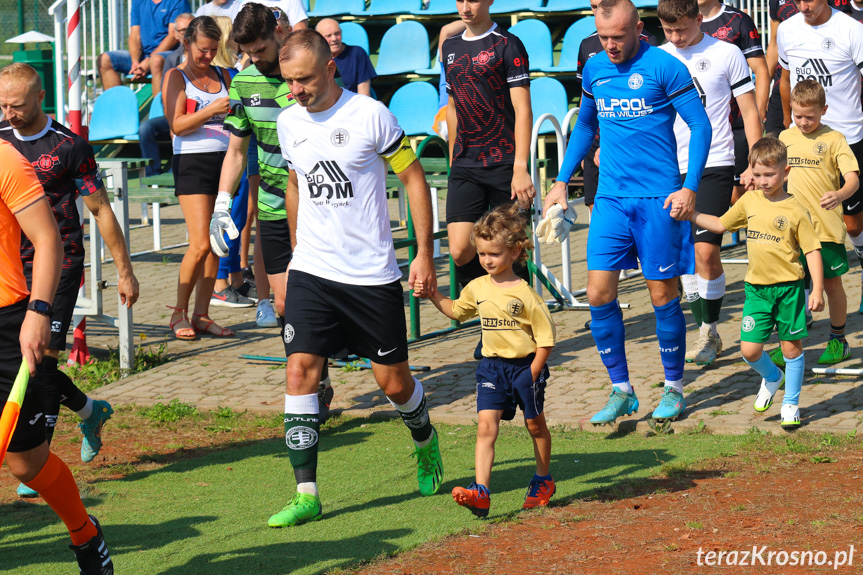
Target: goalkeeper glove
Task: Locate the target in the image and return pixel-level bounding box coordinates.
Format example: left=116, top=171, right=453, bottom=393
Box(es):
left=209, top=191, right=238, bottom=257
left=536, top=203, right=577, bottom=245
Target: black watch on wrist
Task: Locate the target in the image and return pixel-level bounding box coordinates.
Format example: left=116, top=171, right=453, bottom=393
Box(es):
left=27, top=299, right=53, bottom=317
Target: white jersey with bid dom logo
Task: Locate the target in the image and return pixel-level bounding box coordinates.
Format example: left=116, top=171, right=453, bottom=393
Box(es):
left=778, top=9, right=863, bottom=144
left=277, top=89, right=408, bottom=286
left=661, top=34, right=754, bottom=172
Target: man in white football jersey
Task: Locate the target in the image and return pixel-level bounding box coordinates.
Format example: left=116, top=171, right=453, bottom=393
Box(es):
left=658, top=0, right=762, bottom=365
left=778, top=0, right=863, bottom=310
left=269, top=29, right=443, bottom=528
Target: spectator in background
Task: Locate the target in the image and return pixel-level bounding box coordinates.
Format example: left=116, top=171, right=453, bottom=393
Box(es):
left=151, top=13, right=194, bottom=96
left=98, top=0, right=191, bottom=90
left=163, top=16, right=236, bottom=339
left=231, top=0, right=308, bottom=29
left=196, top=0, right=239, bottom=18
left=139, top=12, right=194, bottom=177
left=316, top=18, right=376, bottom=96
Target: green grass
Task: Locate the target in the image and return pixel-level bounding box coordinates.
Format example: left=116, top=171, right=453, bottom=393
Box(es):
left=63, top=340, right=170, bottom=393
left=0, top=418, right=808, bottom=575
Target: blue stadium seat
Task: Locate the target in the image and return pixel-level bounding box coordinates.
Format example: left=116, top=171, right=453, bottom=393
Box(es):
left=530, top=77, right=569, bottom=134
left=353, top=0, right=422, bottom=16
left=534, top=0, right=592, bottom=10
left=302, top=0, right=309, bottom=10
left=415, top=56, right=441, bottom=75
left=340, top=22, right=370, bottom=55
left=375, top=22, right=431, bottom=76
left=540, top=17, right=596, bottom=72
left=410, top=0, right=458, bottom=14
left=389, top=81, right=439, bottom=136
left=89, top=86, right=139, bottom=141
left=633, top=0, right=659, bottom=7
left=508, top=19, right=553, bottom=71
left=149, top=93, right=164, bottom=120
left=309, top=0, right=363, bottom=17
left=490, top=0, right=543, bottom=13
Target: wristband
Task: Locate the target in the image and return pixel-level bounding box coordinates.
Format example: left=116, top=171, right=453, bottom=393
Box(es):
left=215, top=191, right=232, bottom=211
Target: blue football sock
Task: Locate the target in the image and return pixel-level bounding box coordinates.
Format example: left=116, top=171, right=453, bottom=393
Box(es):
left=744, top=351, right=782, bottom=382
left=783, top=353, right=804, bottom=405
left=589, top=300, right=629, bottom=384
left=653, top=299, right=687, bottom=382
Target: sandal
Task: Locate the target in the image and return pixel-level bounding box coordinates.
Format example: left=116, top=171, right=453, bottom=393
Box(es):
left=192, top=313, right=235, bottom=337
left=168, top=306, right=197, bottom=340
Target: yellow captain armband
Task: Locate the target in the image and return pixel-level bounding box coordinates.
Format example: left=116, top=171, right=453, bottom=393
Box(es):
left=382, top=136, right=417, bottom=174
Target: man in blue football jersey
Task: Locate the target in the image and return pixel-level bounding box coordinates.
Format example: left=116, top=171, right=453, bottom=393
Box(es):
left=543, top=0, right=711, bottom=426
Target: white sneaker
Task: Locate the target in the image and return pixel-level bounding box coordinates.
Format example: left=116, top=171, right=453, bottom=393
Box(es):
left=753, top=370, right=784, bottom=412
left=780, top=404, right=801, bottom=429
left=256, top=299, right=279, bottom=328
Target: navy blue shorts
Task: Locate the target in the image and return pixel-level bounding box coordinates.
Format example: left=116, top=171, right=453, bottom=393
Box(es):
left=476, top=356, right=549, bottom=421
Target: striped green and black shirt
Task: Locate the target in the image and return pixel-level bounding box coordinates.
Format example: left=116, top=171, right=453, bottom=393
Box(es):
left=225, top=66, right=296, bottom=221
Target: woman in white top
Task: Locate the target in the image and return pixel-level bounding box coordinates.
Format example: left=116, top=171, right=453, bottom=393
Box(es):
left=163, top=15, right=234, bottom=340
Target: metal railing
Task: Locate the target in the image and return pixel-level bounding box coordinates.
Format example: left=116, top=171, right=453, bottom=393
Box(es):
left=75, top=158, right=135, bottom=372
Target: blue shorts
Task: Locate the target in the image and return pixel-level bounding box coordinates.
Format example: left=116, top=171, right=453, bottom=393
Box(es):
left=106, top=50, right=133, bottom=75
left=587, top=195, right=695, bottom=280
left=247, top=134, right=259, bottom=177
left=476, top=356, right=549, bottom=421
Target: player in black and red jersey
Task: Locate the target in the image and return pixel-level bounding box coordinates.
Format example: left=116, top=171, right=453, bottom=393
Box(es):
left=0, top=63, right=139, bottom=499
left=697, top=0, right=770, bottom=204
left=576, top=0, right=658, bottom=213
left=442, top=0, right=534, bottom=294
left=765, top=0, right=852, bottom=135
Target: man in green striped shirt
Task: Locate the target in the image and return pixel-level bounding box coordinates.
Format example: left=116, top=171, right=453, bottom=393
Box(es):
left=212, top=3, right=333, bottom=418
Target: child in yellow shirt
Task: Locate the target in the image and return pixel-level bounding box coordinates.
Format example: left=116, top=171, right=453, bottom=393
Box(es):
left=778, top=79, right=860, bottom=365
left=673, top=137, right=825, bottom=428
left=416, top=203, right=555, bottom=517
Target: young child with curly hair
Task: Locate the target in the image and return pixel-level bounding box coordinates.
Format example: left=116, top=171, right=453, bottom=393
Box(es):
left=418, top=203, right=556, bottom=517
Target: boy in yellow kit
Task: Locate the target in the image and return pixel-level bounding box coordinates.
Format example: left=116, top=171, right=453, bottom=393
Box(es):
left=778, top=79, right=860, bottom=365
left=672, top=137, right=824, bottom=428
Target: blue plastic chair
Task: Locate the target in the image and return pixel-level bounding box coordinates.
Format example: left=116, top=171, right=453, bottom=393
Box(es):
left=490, top=0, right=543, bottom=13
left=633, top=0, right=658, bottom=7
left=410, top=0, right=458, bottom=14
left=415, top=57, right=441, bottom=75
left=530, top=77, right=569, bottom=134
left=534, top=0, right=592, bottom=10
left=389, top=82, right=439, bottom=136
left=340, top=22, right=370, bottom=55
left=302, top=0, right=309, bottom=10
left=353, top=0, right=422, bottom=16
left=89, top=86, right=140, bottom=141
left=375, top=22, right=431, bottom=76
left=509, top=20, right=553, bottom=71
left=540, top=17, right=596, bottom=72
left=309, top=0, right=364, bottom=17
left=149, top=93, right=164, bottom=120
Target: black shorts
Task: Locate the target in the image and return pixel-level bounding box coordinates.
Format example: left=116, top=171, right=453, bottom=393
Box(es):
left=282, top=270, right=408, bottom=365
left=0, top=299, right=47, bottom=453
left=172, top=151, right=226, bottom=196
left=732, top=126, right=749, bottom=183
left=842, top=139, right=863, bottom=216
left=258, top=218, right=293, bottom=276
left=25, top=263, right=83, bottom=351
left=764, top=85, right=784, bottom=137
left=684, top=165, right=734, bottom=246
left=582, top=141, right=600, bottom=207
left=446, top=164, right=516, bottom=224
